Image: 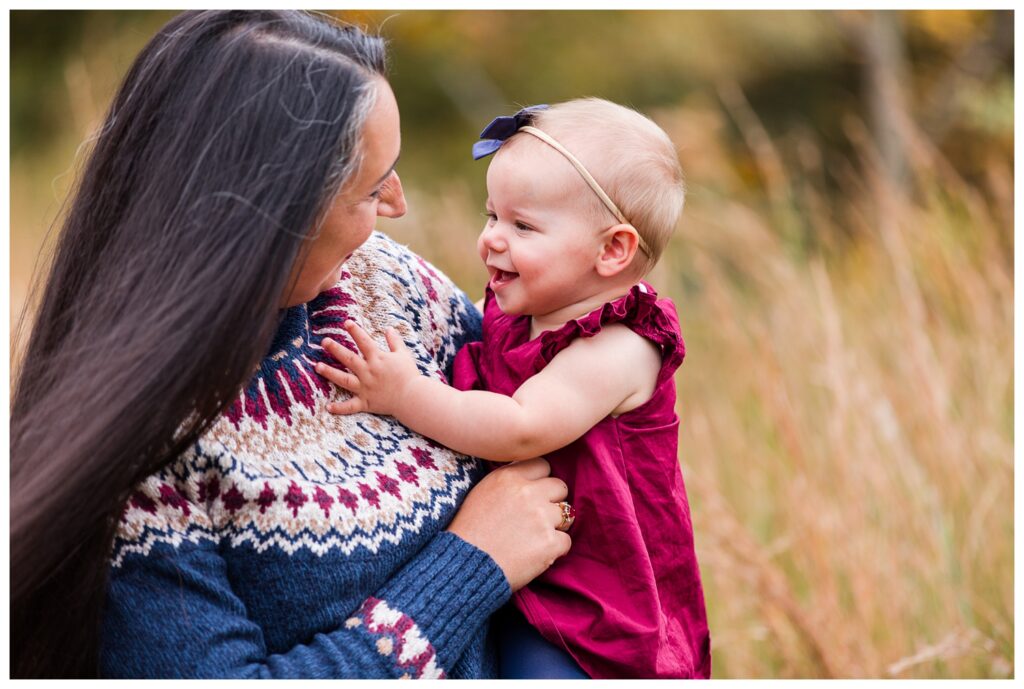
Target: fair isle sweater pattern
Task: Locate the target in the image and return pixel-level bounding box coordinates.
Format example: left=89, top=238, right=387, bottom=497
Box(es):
left=346, top=598, right=445, bottom=679
left=113, top=235, right=474, bottom=567
left=104, top=233, right=506, bottom=679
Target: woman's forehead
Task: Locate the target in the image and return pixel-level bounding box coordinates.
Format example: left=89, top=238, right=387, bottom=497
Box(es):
left=353, top=79, right=401, bottom=183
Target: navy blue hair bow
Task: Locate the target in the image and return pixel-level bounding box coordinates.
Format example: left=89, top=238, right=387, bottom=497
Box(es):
left=471, top=104, right=550, bottom=160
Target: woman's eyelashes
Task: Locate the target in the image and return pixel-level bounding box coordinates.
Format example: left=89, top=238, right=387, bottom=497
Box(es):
left=369, top=172, right=396, bottom=200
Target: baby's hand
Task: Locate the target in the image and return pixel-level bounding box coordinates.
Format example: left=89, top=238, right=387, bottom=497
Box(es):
left=316, top=321, right=420, bottom=417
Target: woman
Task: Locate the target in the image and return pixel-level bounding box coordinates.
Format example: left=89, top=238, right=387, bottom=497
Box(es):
left=10, top=10, right=570, bottom=678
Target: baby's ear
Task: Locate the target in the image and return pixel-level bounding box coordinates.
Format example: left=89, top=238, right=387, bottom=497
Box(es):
left=595, top=224, right=641, bottom=278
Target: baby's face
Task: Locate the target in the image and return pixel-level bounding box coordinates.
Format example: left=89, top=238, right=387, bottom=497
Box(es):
left=478, top=137, right=608, bottom=318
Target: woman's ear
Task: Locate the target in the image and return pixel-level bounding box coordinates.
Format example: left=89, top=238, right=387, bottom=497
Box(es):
left=595, top=224, right=640, bottom=278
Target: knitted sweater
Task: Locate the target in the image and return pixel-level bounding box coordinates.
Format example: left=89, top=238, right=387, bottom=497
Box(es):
left=100, top=232, right=510, bottom=678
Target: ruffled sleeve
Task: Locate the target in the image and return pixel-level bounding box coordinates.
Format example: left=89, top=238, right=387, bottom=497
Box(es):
left=451, top=287, right=503, bottom=392
left=534, top=282, right=685, bottom=384
left=451, top=341, right=485, bottom=392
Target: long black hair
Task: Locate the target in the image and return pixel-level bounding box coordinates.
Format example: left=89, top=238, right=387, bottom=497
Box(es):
left=10, top=10, right=386, bottom=677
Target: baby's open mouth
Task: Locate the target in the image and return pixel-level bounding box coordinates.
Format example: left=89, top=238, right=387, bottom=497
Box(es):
left=491, top=269, right=519, bottom=287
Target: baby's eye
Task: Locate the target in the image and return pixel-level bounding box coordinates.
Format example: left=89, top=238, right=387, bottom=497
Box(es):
left=482, top=211, right=497, bottom=223
left=514, top=221, right=533, bottom=232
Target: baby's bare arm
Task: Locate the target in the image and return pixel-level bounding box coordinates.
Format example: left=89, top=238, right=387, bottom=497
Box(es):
left=318, top=322, right=660, bottom=462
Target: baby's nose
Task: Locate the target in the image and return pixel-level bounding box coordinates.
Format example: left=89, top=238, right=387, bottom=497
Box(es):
left=480, top=224, right=507, bottom=252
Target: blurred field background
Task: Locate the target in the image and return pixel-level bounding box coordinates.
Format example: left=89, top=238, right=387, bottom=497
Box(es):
left=9, top=9, right=1014, bottom=679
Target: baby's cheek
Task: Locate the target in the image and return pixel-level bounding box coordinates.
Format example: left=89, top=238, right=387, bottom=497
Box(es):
left=476, top=234, right=488, bottom=263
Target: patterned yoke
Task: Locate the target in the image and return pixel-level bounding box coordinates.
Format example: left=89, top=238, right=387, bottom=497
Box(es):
left=101, top=232, right=510, bottom=679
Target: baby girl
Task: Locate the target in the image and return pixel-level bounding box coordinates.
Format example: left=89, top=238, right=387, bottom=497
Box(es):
left=316, top=99, right=710, bottom=679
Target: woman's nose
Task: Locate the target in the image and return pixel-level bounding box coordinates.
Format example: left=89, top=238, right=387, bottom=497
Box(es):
left=377, top=171, right=407, bottom=219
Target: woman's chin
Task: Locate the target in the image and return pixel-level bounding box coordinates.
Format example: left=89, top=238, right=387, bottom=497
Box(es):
left=320, top=263, right=347, bottom=292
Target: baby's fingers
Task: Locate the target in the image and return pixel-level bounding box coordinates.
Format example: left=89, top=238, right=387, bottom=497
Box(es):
left=314, top=362, right=360, bottom=393
left=326, top=396, right=366, bottom=416
left=343, top=321, right=380, bottom=360
left=322, top=337, right=363, bottom=370
left=384, top=327, right=409, bottom=354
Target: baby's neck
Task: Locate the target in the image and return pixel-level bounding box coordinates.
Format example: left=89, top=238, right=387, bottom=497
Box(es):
left=529, top=281, right=640, bottom=340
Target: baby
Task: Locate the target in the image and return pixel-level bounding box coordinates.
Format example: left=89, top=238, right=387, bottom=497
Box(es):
left=316, top=98, right=710, bottom=679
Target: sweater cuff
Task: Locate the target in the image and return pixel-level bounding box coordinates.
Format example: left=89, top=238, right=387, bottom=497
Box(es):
left=376, top=530, right=511, bottom=670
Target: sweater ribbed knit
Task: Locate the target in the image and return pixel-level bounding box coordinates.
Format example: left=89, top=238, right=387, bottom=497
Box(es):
left=100, top=232, right=510, bottom=678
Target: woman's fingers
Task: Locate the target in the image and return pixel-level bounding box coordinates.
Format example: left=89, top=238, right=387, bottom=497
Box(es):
left=343, top=321, right=380, bottom=360
left=447, top=455, right=574, bottom=591
left=539, top=476, right=569, bottom=503
left=550, top=501, right=566, bottom=529
left=554, top=530, right=572, bottom=558
left=504, top=456, right=552, bottom=480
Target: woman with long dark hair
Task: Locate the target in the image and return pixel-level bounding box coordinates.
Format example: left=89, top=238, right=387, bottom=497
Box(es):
left=11, top=10, right=570, bottom=678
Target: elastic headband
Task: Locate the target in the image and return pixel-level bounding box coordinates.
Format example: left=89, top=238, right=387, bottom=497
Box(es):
left=473, top=105, right=651, bottom=256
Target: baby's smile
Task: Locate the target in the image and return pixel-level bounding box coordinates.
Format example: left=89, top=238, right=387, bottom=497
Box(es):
left=488, top=266, right=520, bottom=290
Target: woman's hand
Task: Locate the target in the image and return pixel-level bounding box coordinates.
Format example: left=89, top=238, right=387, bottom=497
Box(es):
left=447, top=458, right=571, bottom=591
left=317, top=321, right=421, bottom=417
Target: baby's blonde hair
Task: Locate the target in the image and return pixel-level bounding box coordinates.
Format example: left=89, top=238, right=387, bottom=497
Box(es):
left=529, top=98, right=684, bottom=275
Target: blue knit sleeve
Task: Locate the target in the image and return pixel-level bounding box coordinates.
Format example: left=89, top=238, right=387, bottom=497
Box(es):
left=101, top=531, right=509, bottom=678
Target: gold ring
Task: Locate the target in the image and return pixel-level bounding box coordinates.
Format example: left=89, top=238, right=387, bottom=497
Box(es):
left=555, top=501, right=576, bottom=532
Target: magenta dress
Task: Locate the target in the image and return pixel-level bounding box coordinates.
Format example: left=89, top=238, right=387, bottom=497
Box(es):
left=451, top=282, right=711, bottom=679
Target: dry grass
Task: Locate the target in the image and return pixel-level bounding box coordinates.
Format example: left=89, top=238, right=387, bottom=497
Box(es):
left=382, top=93, right=1014, bottom=678
left=11, top=37, right=1012, bottom=677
